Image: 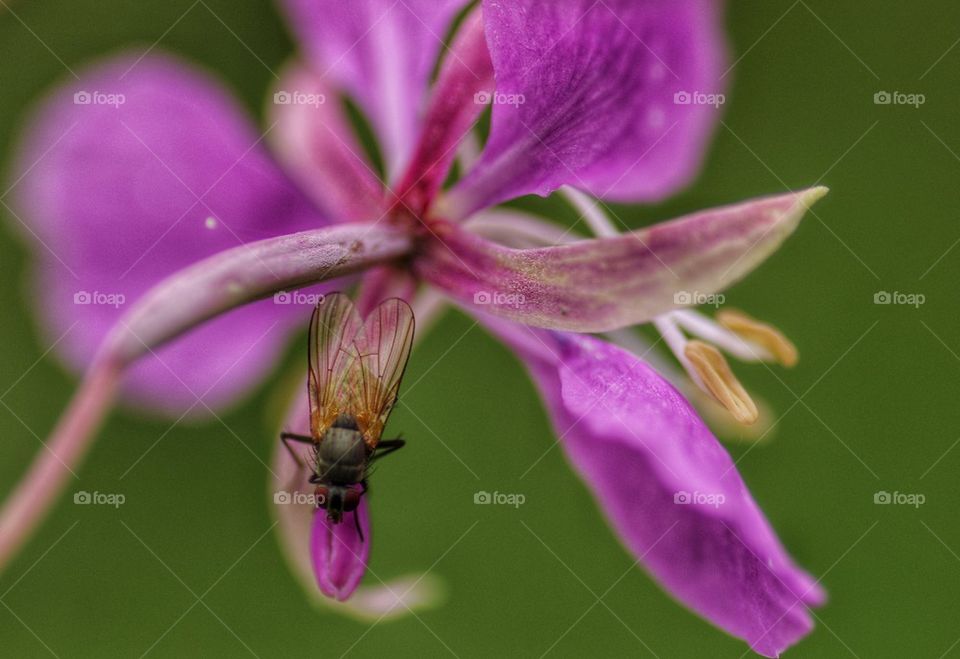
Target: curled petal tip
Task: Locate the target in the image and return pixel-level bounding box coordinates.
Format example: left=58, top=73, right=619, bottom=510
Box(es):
left=772, top=186, right=829, bottom=239
left=784, top=185, right=828, bottom=225
left=311, top=506, right=370, bottom=601
left=802, top=185, right=830, bottom=205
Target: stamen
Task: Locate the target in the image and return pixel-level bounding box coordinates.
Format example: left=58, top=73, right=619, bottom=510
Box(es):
left=684, top=340, right=759, bottom=425
left=561, top=186, right=621, bottom=238
left=671, top=309, right=772, bottom=363
left=717, top=309, right=798, bottom=367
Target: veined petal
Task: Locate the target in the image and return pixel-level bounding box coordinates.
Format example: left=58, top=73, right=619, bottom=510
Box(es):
left=268, top=62, right=385, bottom=222
left=277, top=0, right=470, bottom=179
left=8, top=52, right=328, bottom=413
left=418, top=188, right=826, bottom=332
left=445, top=0, right=728, bottom=218
left=486, top=322, right=824, bottom=657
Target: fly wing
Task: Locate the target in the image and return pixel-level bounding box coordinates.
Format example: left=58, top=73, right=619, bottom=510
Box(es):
left=308, top=293, right=364, bottom=440
left=349, top=298, right=416, bottom=448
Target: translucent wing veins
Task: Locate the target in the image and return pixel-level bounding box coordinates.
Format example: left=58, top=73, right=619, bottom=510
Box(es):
left=307, top=294, right=415, bottom=449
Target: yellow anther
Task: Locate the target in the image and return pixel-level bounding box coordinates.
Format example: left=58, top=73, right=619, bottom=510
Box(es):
left=684, top=340, right=759, bottom=425
left=717, top=309, right=799, bottom=368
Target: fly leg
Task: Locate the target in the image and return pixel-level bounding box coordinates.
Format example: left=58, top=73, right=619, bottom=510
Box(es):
left=278, top=432, right=316, bottom=498
left=280, top=432, right=314, bottom=470
left=371, top=438, right=405, bottom=462
left=353, top=479, right=369, bottom=542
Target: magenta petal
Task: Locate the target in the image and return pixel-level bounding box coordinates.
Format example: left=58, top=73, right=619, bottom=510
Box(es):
left=446, top=0, right=727, bottom=216
left=10, top=52, right=327, bottom=413
left=488, top=323, right=824, bottom=657
left=278, top=0, right=470, bottom=178
left=311, top=504, right=371, bottom=600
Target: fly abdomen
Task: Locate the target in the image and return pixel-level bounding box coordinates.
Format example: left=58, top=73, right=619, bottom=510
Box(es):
left=317, top=426, right=367, bottom=484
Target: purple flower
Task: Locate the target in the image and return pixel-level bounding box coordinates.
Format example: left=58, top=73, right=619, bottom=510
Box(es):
left=2, top=0, right=827, bottom=654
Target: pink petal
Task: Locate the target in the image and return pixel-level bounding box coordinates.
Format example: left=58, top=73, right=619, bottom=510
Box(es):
left=277, top=0, right=470, bottom=179
left=8, top=52, right=328, bottom=413
left=445, top=0, right=728, bottom=217
left=418, top=188, right=826, bottom=332
left=487, top=321, right=824, bottom=657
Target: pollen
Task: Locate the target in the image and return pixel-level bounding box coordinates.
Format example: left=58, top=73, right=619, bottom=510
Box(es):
left=717, top=309, right=798, bottom=368
left=684, top=340, right=759, bottom=425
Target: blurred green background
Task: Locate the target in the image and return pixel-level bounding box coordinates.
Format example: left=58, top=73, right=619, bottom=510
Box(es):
left=1, top=1, right=959, bottom=657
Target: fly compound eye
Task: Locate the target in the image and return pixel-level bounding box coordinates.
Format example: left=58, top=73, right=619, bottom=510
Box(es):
left=342, top=488, right=361, bottom=512
left=313, top=486, right=329, bottom=509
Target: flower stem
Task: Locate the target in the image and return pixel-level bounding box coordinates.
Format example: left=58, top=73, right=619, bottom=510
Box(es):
left=103, top=224, right=413, bottom=364
left=0, top=357, right=120, bottom=572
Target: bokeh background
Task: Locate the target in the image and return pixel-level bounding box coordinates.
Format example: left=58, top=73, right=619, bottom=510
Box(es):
left=1, top=1, right=958, bottom=657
